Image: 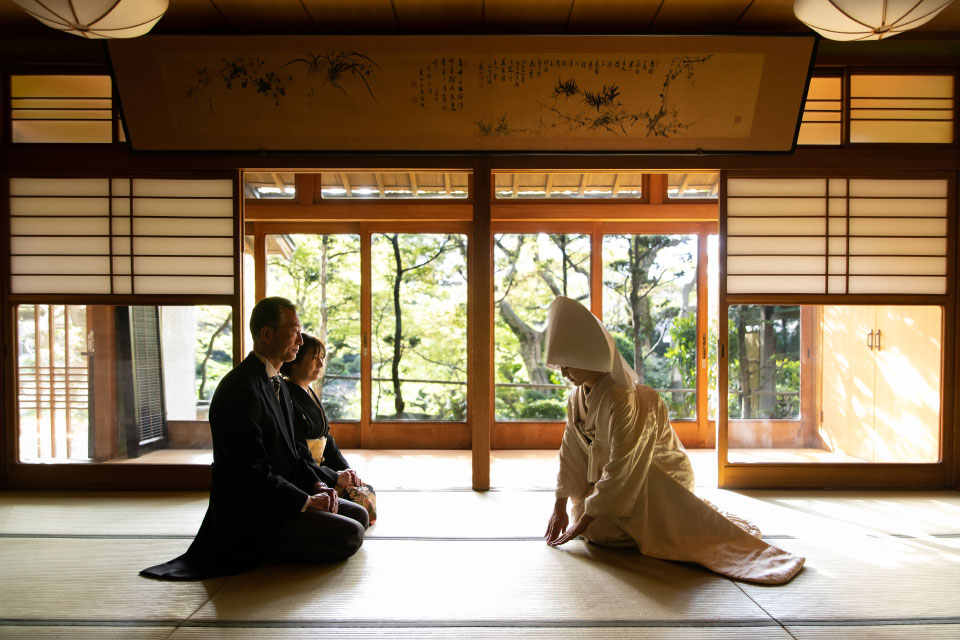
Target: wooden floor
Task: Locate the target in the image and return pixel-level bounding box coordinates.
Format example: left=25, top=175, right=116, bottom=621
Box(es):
left=1, top=450, right=959, bottom=639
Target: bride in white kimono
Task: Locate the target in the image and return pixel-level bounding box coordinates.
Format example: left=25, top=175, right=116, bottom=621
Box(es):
left=543, top=296, right=804, bottom=584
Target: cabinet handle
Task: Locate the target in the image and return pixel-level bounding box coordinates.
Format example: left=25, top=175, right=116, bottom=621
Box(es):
left=875, top=329, right=882, bottom=351
left=867, top=330, right=874, bottom=350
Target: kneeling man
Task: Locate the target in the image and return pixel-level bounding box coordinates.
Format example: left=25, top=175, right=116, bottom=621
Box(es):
left=142, top=297, right=368, bottom=579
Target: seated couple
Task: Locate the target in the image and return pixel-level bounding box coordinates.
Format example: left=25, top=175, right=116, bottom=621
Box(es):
left=142, top=297, right=373, bottom=580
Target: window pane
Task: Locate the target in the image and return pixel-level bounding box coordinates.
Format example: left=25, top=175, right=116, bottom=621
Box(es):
left=11, top=75, right=113, bottom=143
left=244, top=172, right=296, bottom=199
left=798, top=76, right=841, bottom=146
left=849, top=74, right=954, bottom=144
left=727, top=305, right=942, bottom=465
left=372, top=234, right=467, bottom=421
left=727, top=305, right=800, bottom=423
left=494, top=172, right=643, bottom=199
left=666, top=173, right=718, bottom=199
left=708, top=235, right=719, bottom=421
left=602, top=235, right=698, bottom=419
left=322, top=172, right=469, bottom=199
left=243, top=235, right=255, bottom=357
left=494, top=233, right=590, bottom=421
left=17, top=304, right=232, bottom=463
left=266, top=234, right=362, bottom=421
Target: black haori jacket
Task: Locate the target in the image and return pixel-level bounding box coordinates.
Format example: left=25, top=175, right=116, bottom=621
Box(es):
left=141, top=353, right=321, bottom=580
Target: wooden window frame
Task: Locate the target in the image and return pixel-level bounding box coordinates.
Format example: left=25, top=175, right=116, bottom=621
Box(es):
left=718, top=169, right=957, bottom=489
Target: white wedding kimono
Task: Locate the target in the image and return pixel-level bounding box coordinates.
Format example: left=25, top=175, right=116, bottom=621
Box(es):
left=556, top=375, right=804, bottom=584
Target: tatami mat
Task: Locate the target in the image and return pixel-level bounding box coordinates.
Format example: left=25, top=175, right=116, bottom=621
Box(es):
left=168, top=627, right=794, bottom=639
left=739, top=536, right=960, bottom=623
left=2, top=450, right=959, bottom=638
left=0, top=491, right=207, bottom=536
left=191, top=540, right=768, bottom=624
left=787, top=625, right=960, bottom=639
left=698, top=488, right=960, bottom=539
left=0, top=627, right=176, bottom=639
left=5, top=487, right=956, bottom=541
left=0, top=538, right=228, bottom=621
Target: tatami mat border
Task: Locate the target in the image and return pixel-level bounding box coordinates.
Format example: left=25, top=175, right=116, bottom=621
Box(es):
left=4, top=618, right=960, bottom=629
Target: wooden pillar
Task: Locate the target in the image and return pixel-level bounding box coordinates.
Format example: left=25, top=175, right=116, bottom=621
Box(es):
left=695, top=228, right=712, bottom=447
left=471, top=161, right=492, bottom=491
left=88, top=306, right=117, bottom=462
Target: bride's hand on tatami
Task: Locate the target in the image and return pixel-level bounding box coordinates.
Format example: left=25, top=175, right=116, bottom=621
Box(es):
left=547, top=513, right=595, bottom=547
left=545, top=504, right=569, bottom=545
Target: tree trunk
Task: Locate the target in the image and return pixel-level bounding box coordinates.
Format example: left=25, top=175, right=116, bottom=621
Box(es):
left=389, top=234, right=405, bottom=417
left=198, top=311, right=232, bottom=400
left=499, top=301, right=548, bottom=385
left=319, top=235, right=329, bottom=342
left=736, top=308, right=752, bottom=419
left=759, top=306, right=778, bottom=417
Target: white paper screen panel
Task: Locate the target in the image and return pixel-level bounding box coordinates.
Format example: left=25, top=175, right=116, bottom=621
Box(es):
left=726, top=177, right=948, bottom=295
left=798, top=76, right=841, bottom=146
left=10, top=75, right=113, bottom=144
left=9, top=178, right=235, bottom=295
left=850, top=75, right=954, bottom=144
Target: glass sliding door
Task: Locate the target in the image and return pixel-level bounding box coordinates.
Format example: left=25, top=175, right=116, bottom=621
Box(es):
left=371, top=233, right=468, bottom=421
left=602, top=234, right=699, bottom=419
left=266, top=233, right=362, bottom=420
left=725, top=304, right=942, bottom=464
left=16, top=303, right=233, bottom=463
left=493, top=233, right=590, bottom=421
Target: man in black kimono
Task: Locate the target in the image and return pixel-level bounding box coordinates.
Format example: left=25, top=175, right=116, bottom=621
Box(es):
left=141, top=296, right=368, bottom=580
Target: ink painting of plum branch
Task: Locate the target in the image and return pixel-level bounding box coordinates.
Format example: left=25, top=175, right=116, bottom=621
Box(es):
left=186, top=50, right=381, bottom=109
left=475, top=54, right=713, bottom=138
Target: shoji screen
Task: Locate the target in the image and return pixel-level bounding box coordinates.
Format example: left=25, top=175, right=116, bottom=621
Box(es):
left=10, top=75, right=114, bottom=144
left=725, top=177, right=949, bottom=295
left=850, top=75, right=954, bottom=144
left=797, top=76, right=841, bottom=146
left=10, top=178, right=235, bottom=295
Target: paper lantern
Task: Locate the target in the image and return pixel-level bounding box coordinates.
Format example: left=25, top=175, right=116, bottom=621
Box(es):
left=11, top=0, right=168, bottom=39
left=793, top=0, right=955, bottom=41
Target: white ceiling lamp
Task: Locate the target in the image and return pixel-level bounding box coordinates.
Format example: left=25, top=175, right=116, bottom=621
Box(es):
left=11, top=0, right=168, bottom=39
left=793, top=0, right=955, bottom=40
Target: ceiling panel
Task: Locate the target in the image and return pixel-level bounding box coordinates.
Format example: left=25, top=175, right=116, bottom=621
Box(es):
left=209, top=0, right=315, bottom=33
left=1, top=0, right=958, bottom=40
left=155, top=0, right=235, bottom=34
left=567, top=0, right=663, bottom=33
left=302, top=0, right=399, bottom=34
left=485, top=0, right=573, bottom=33
left=393, top=0, right=483, bottom=33
left=650, top=0, right=755, bottom=33
left=913, top=1, right=960, bottom=31
left=731, top=0, right=806, bottom=33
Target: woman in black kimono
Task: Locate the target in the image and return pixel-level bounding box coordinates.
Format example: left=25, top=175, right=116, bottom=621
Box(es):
left=281, top=332, right=376, bottom=522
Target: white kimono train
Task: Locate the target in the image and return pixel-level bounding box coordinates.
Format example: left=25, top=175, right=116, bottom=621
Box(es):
left=556, top=374, right=805, bottom=584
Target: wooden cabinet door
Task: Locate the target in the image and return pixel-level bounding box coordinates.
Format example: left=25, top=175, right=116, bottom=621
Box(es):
left=820, top=305, right=876, bottom=462
left=873, top=305, right=942, bottom=463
